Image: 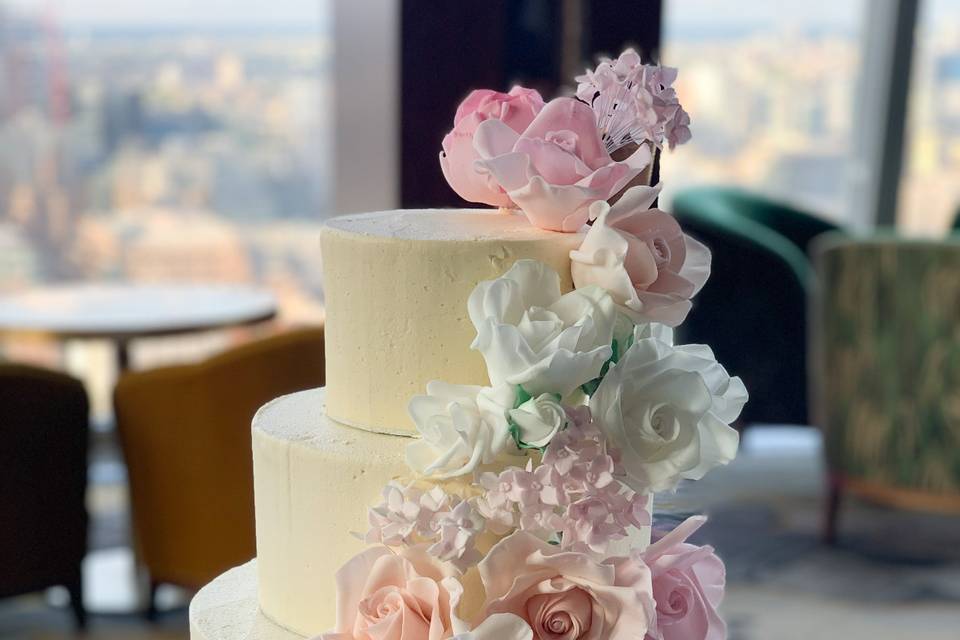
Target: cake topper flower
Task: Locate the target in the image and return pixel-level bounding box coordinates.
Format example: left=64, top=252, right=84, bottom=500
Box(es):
left=570, top=184, right=711, bottom=327
left=576, top=48, right=692, bottom=152
left=472, top=98, right=652, bottom=232
left=440, top=87, right=545, bottom=207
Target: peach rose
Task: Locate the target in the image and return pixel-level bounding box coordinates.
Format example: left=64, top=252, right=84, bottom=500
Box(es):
left=570, top=184, right=710, bottom=326
left=320, top=546, right=463, bottom=640
left=440, top=87, right=545, bottom=207
left=477, top=531, right=655, bottom=640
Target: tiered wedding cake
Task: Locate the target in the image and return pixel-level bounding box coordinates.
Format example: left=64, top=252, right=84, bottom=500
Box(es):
left=191, top=50, right=746, bottom=640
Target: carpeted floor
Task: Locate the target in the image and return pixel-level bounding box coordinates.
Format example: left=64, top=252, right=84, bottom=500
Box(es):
left=2, top=427, right=959, bottom=639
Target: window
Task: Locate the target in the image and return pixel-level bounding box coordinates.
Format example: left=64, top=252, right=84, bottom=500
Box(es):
left=897, top=0, right=960, bottom=234
left=0, top=0, right=331, bottom=322
left=659, top=0, right=867, bottom=223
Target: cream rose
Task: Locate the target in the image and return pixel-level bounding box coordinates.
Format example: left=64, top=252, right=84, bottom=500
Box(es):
left=468, top=260, right=616, bottom=398
left=320, top=546, right=463, bottom=640
left=477, top=531, right=656, bottom=640
left=509, top=393, right=567, bottom=448
left=590, top=336, right=747, bottom=492
left=407, top=381, right=516, bottom=479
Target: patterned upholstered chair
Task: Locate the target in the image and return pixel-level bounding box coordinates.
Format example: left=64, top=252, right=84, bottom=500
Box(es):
left=813, top=235, right=960, bottom=542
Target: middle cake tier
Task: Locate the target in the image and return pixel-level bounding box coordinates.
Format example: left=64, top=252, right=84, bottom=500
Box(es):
left=253, top=387, right=410, bottom=637
left=321, top=208, right=584, bottom=434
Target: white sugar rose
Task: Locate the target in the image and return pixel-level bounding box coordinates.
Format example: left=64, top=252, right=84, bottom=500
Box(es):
left=406, top=381, right=515, bottom=479
left=468, top=260, right=616, bottom=397
left=633, top=321, right=674, bottom=345
left=591, top=336, right=747, bottom=492
left=453, top=614, right=533, bottom=640
left=509, top=393, right=566, bottom=448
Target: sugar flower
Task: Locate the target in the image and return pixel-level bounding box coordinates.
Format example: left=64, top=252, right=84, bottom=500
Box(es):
left=468, top=260, right=616, bottom=398
left=509, top=392, right=567, bottom=448
left=639, top=516, right=726, bottom=640
left=440, top=86, right=544, bottom=207
left=591, top=336, right=747, bottom=492
left=406, top=381, right=516, bottom=479
left=475, top=414, right=650, bottom=555
left=452, top=614, right=532, bottom=640
left=478, top=531, right=656, bottom=640
left=576, top=49, right=692, bottom=152
left=319, top=546, right=463, bottom=640
left=472, top=97, right=652, bottom=232
left=570, top=184, right=711, bottom=327
left=366, top=482, right=486, bottom=571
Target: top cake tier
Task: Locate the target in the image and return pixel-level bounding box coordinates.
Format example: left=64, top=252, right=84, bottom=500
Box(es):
left=321, top=208, right=584, bottom=434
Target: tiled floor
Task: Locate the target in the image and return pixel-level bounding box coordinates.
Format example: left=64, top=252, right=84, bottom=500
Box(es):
left=3, top=427, right=959, bottom=640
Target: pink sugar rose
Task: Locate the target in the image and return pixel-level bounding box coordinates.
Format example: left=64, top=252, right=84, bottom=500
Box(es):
left=570, top=183, right=710, bottom=326
left=473, top=97, right=652, bottom=232
left=440, top=87, right=545, bottom=207
left=641, top=516, right=726, bottom=640
left=320, top=545, right=463, bottom=640
left=477, top=531, right=656, bottom=640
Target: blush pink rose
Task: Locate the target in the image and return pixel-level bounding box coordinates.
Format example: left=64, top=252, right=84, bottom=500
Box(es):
left=440, top=87, right=545, bottom=207
left=320, top=545, right=463, bottom=640
left=472, top=97, right=652, bottom=232
left=477, top=531, right=656, bottom=640
left=570, top=184, right=710, bottom=326
left=641, top=516, right=726, bottom=640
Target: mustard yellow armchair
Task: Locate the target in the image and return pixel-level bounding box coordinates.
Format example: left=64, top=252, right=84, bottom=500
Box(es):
left=114, top=327, right=325, bottom=612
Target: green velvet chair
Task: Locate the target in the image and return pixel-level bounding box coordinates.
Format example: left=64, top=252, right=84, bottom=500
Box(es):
left=813, top=235, right=960, bottom=541
left=672, top=186, right=842, bottom=426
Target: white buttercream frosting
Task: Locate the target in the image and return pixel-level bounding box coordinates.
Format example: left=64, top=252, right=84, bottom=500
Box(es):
left=253, top=388, right=411, bottom=636
left=190, top=561, right=303, bottom=640
left=321, top=209, right=583, bottom=434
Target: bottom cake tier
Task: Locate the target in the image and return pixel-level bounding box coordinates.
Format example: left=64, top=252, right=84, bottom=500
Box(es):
left=190, top=560, right=302, bottom=640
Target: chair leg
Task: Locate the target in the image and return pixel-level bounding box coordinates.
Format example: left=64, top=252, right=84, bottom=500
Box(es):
left=145, top=581, right=159, bottom=621
left=823, top=474, right=844, bottom=545
left=67, top=577, right=86, bottom=631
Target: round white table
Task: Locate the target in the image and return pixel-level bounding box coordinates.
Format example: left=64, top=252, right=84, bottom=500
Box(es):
left=0, top=282, right=277, bottom=370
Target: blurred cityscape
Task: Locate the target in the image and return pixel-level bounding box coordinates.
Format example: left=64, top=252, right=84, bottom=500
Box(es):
left=1, top=0, right=958, bottom=313
left=660, top=0, right=960, bottom=234
left=0, top=2, right=330, bottom=322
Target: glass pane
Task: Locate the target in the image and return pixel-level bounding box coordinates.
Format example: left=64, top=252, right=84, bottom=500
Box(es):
left=0, top=1, right=331, bottom=322
left=660, top=0, right=866, bottom=222
left=897, top=0, right=960, bottom=234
